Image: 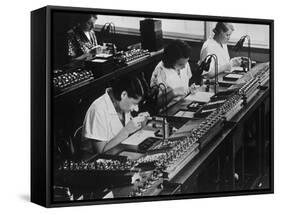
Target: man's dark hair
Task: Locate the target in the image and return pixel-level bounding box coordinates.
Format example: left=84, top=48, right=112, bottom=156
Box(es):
left=162, top=40, right=191, bottom=69
left=111, top=76, right=145, bottom=101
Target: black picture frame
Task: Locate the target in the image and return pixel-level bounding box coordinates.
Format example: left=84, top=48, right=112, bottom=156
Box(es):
left=31, top=5, right=274, bottom=207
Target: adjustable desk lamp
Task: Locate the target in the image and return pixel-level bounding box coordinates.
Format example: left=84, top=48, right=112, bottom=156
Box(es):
left=199, top=54, right=219, bottom=95
left=150, top=83, right=168, bottom=142
left=233, top=35, right=251, bottom=72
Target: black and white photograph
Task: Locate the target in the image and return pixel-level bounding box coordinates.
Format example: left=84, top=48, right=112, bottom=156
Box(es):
left=31, top=5, right=273, bottom=208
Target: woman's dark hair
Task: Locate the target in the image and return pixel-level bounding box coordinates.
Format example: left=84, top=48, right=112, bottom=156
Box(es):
left=76, top=13, right=98, bottom=25
left=213, top=22, right=234, bottom=35
left=162, top=40, right=191, bottom=68
left=111, top=76, right=145, bottom=101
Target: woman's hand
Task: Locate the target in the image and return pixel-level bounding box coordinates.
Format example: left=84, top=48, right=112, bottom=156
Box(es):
left=221, top=62, right=232, bottom=73
left=231, top=57, right=243, bottom=67
left=138, top=112, right=150, bottom=118
left=124, top=116, right=144, bottom=134
left=190, top=83, right=200, bottom=95
left=90, top=45, right=102, bottom=55
left=173, top=87, right=187, bottom=97
left=79, top=51, right=94, bottom=60
left=138, top=112, right=150, bottom=127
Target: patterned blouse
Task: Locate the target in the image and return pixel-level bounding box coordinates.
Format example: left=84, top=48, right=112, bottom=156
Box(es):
left=67, top=26, right=98, bottom=60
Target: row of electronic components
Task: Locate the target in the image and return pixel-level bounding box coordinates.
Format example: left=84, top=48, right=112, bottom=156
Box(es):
left=136, top=138, right=199, bottom=181
left=238, top=67, right=269, bottom=103
left=59, top=159, right=135, bottom=171
left=149, top=136, right=191, bottom=151
left=157, top=143, right=199, bottom=173
left=114, top=49, right=150, bottom=65
left=191, top=111, right=223, bottom=140
left=136, top=137, right=200, bottom=177
left=217, top=94, right=244, bottom=121
left=256, top=67, right=269, bottom=87
left=58, top=160, right=164, bottom=198
left=239, top=77, right=260, bottom=98
left=239, top=64, right=270, bottom=95
left=53, top=69, right=94, bottom=90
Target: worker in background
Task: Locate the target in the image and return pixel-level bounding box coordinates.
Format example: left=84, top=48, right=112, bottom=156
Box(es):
left=67, top=14, right=100, bottom=61
left=200, top=22, right=243, bottom=78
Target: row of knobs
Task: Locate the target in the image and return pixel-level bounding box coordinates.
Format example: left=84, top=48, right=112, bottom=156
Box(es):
left=157, top=140, right=197, bottom=168
left=155, top=137, right=195, bottom=151
left=123, top=49, right=150, bottom=63
left=60, top=160, right=134, bottom=171
left=53, top=70, right=93, bottom=89
left=257, top=70, right=269, bottom=85
left=239, top=77, right=259, bottom=95
left=192, top=114, right=222, bottom=139
left=217, top=95, right=242, bottom=114
left=139, top=137, right=196, bottom=169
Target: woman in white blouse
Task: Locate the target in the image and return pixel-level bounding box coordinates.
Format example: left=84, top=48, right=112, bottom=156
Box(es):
left=150, top=40, right=195, bottom=105
left=200, top=22, right=242, bottom=78
left=82, top=76, right=149, bottom=154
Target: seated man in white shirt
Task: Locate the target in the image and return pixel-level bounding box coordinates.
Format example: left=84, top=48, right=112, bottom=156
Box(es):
left=82, top=76, right=149, bottom=155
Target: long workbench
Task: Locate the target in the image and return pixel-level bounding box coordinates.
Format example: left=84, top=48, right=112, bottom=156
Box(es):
left=54, top=62, right=271, bottom=201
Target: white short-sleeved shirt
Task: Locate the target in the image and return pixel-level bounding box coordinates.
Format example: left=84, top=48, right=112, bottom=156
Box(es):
left=200, top=37, right=230, bottom=75
left=150, top=61, right=192, bottom=95
left=82, top=89, right=132, bottom=142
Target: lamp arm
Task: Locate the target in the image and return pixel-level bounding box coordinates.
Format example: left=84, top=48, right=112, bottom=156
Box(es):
left=246, top=35, right=251, bottom=71
left=158, top=83, right=168, bottom=141
left=209, top=54, right=218, bottom=95
left=150, top=83, right=168, bottom=141
left=202, top=54, right=218, bottom=95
